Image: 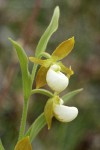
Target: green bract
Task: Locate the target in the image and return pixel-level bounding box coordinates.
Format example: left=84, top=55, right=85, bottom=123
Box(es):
left=14, top=137, right=32, bottom=150
left=35, top=6, right=60, bottom=58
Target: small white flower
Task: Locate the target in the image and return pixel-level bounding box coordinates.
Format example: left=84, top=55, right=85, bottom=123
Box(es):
left=53, top=98, right=78, bottom=122
left=44, top=97, right=78, bottom=129
left=46, top=64, right=69, bottom=93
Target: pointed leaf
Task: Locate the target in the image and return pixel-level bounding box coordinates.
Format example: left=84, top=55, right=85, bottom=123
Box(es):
left=62, top=88, right=83, bottom=103
left=52, top=37, right=75, bottom=60
left=9, top=38, right=32, bottom=99
left=9, top=38, right=28, bottom=72
left=44, top=98, right=54, bottom=129
left=14, top=136, right=32, bottom=150
left=36, top=66, right=48, bottom=88
left=35, top=6, right=60, bottom=57
left=0, top=140, right=5, bottom=150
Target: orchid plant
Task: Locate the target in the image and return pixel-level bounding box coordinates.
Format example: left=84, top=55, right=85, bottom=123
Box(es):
left=0, top=6, right=83, bottom=150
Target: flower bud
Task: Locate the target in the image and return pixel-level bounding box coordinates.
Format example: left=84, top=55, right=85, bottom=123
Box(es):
left=46, top=64, right=69, bottom=93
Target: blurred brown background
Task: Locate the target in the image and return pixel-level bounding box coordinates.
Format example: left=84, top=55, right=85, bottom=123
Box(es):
left=0, top=0, right=100, bottom=150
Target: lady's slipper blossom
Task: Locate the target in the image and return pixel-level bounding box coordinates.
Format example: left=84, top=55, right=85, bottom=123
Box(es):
left=44, top=96, right=78, bottom=129
left=29, top=37, right=74, bottom=89
left=46, top=64, right=69, bottom=93
left=53, top=102, right=78, bottom=122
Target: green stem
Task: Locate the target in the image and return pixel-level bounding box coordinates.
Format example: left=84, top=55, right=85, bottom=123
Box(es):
left=18, top=62, right=38, bottom=141
left=31, top=64, right=37, bottom=82
left=31, top=89, right=53, bottom=97
left=18, top=100, right=28, bottom=141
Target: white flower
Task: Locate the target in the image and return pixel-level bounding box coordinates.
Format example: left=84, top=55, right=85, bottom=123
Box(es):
left=44, top=97, right=78, bottom=129
left=46, top=64, right=69, bottom=93
left=53, top=98, right=78, bottom=122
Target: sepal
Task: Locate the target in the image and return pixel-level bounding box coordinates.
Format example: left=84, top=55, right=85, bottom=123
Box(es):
left=44, top=98, right=54, bottom=129
left=36, top=66, right=48, bottom=88
left=29, top=57, right=47, bottom=67
left=52, top=37, right=75, bottom=60
left=58, top=62, right=74, bottom=78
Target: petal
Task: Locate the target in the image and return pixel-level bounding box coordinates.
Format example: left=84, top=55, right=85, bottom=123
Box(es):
left=53, top=104, right=78, bottom=122
left=14, top=136, right=32, bottom=150
left=29, top=57, right=47, bottom=67
left=60, top=98, right=64, bottom=105
left=44, top=98, right=54, bottom=129
left=46, top=66, right=69, bottom=93
left=36, top=66, right=48, bottom=88
left=58, top=62, right=74, bottom=78
left=52, top=37, right=75, bottom=60
left=50, top=64, right=61, bottom=71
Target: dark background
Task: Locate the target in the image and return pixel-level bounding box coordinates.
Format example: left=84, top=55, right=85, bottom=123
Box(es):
left=0, top=0, right=100, bottom=149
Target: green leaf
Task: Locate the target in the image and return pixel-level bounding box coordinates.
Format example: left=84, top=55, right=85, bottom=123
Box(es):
left=62, top=88, right=83, bottom=103
left=9, top=38, right=32, bottom=100
left=14, top=136, right=32, bottom=150
left=35, top=6, right=60, bottom=57
left=28, top=113, right=46, bottom=143
left=0, top=140, right=5, bottom=150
